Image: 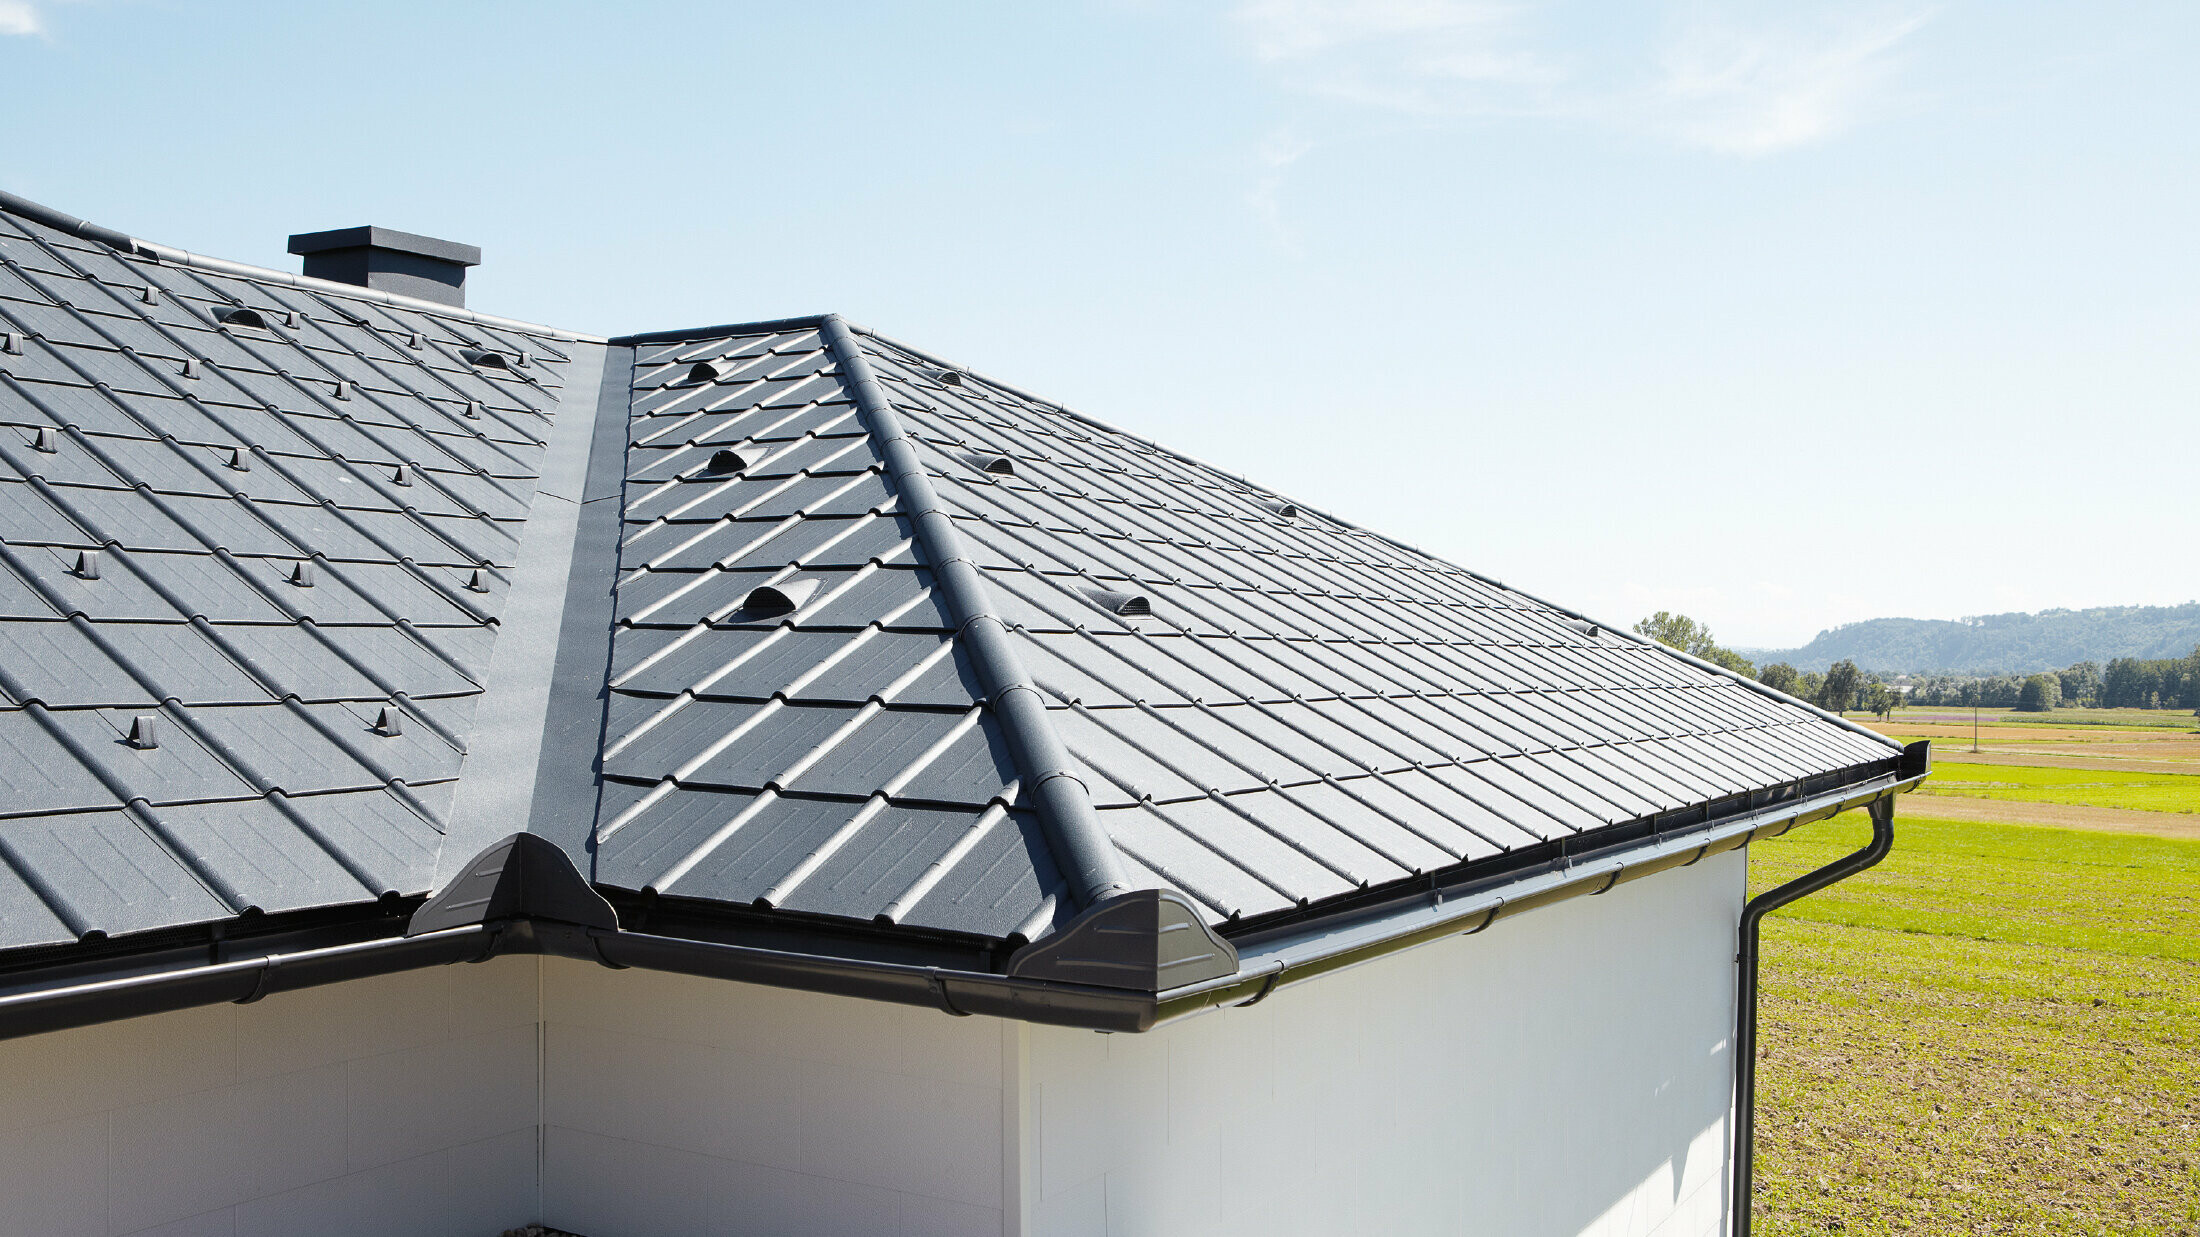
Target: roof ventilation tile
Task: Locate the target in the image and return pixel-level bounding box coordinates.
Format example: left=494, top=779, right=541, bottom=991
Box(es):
left=73, top=549, right=100, bottom=580
left=126, top=715, right=159, bottom=750
left=743, top=576, right=820, bottom=618
left=705, top=446, right=760, bottom=475
left=32, top=425, right=58, bottom=453
left=223, top=446, right=250, bottom=472
left=962, top=452, right=1015, bottom=477
left=288, top=561, right=316, bottom=588
left=464, top=567, right=491, bottom=593
left=1085, top=588, right=1152, bottom=618
left=214, top=306, right=269, bottom=329
left=373, top=705, right=404, bottom=737
left=1266, top=501, right=1300, bottom=519
left=460, top=348, right=511, bottom=370
left=934, top=369, right=965, bottom=387
left=682, top=361, right=723, bottom=386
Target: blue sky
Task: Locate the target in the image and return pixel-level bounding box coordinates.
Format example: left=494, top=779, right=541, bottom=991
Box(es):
left=7, top=1, right=2195, bottom=649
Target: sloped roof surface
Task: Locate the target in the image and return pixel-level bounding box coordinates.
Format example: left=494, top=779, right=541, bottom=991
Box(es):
left=0, top=191, right=1902, bottom=978
left=0, top=205, right=581, bottom=950
left=581, top=322, right=1897, bottom=935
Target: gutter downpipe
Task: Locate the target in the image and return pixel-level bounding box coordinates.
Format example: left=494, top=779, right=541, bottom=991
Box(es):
left=1730, top=788, right=1900, bottom=1236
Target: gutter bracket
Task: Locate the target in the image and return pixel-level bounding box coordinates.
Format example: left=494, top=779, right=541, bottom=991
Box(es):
left=1007, top=889, right=1239, bottom=992
left=406, top=833, right=618, bottom=936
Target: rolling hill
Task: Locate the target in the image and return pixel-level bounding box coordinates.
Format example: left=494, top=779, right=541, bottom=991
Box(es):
left=1738, top=604, right=2200, bottom=674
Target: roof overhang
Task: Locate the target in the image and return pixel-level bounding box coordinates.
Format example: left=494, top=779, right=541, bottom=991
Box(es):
left=0, top=744, right=1926, bottom=1039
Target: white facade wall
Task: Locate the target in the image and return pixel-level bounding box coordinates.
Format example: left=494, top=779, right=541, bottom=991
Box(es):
left=0, top=956, right=539, bottom=1237
left=1019, top=848, right=1746, bottom=1237
left=0, top=850, right=1745, bottom=1237
left=539, top=959, right=1011, bottom=1237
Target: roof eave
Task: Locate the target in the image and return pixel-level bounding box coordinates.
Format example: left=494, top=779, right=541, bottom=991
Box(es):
left=0, top=744, right=1927, bottom=1041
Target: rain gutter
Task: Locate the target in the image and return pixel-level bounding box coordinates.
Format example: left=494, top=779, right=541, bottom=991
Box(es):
left=0, top=755, right=1921, bottom=1041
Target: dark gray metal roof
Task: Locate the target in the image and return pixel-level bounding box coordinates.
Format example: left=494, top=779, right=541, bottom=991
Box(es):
left=0, top=189, right=1905, bottom=1003
left=580, top=321, right=1899, bottom=942
left=0, top=198, right=591, bottom=951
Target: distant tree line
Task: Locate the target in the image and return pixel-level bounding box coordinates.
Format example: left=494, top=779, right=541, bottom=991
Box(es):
left=1633, top=613, right=1892, bottom=718
left=1632, top=613, right=2200, bottom=718
left=1906, top=646, right=2200, bottom=712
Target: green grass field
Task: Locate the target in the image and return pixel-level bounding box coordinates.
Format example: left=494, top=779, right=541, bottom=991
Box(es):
left=1750, top=807, right=2200, bottom=1235
left=1918, top=761, right=2200, bottom=815
left=1894, top=706, right=2200, bottom=730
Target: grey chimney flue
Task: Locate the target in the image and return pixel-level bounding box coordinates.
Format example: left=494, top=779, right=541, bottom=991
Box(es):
left=286, top=226, right=481, bottom=307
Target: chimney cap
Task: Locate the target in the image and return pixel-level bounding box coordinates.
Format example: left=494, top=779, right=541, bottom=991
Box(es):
left=287, top=226, right=481, bottom=267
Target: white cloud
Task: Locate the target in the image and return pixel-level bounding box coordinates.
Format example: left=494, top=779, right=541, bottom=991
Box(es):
left=0, top=1, right=43, bottom=36
left=1229, top=0, right=1931, bottom=155
left=1654, top=10, right=1931, bottom=155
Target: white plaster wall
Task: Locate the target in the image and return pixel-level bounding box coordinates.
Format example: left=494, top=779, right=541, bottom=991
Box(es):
left=0, top=955, right=540, bottom=1237
left=539, top=959, right=1012, bottom=1237
left=0, top=853, right=1745, bottom=1237
left=1020, top=849, right=1747, bottom=1237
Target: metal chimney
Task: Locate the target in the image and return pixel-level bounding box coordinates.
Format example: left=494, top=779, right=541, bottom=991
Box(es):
left=286, top=226, right=481, bottom=307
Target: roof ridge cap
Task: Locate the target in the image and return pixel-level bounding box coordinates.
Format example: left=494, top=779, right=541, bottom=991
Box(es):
left=818, top=314, right=1134, bottom=913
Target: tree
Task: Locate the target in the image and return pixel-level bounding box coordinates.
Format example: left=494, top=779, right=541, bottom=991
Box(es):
left=2017, top=673, right=2061, bottom=713
left=1632, top=611, right=1756, bottom=678
left=1821, top=660, right=1863, bottom=713
left=1758, top=663, right=1800, bottom=695
left=2058, top=661, right=2101, bottom=708
left=1860, top=682, right=1896, bottom=720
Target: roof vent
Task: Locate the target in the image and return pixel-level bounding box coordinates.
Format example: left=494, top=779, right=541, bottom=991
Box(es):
left=73, top=549, right=100, bottom=580
left=1568, top=619, right=1603, bottom=639
left=935, top=369, right=965, bottom=387
left=743, top=576, right=821, bottom=617
left=31, top=426, right=58, bottom=453
left=1087, top=588, right=1152, bottom=618
left=464, top=566, right=491, bottom=593
left=705, top=446, right=761, bottom=475
left=682, top=361, right=722, bottom=386
left=223, top=445, right=250, bottom=472
left=373, top=705, right=404, bottom=737
left=287, top=226, right=481, bottom=308
left=963, top=452, right=1015, bottom=476
left=288, top=561, right=316, bottom=588
left=214, top=306, right=269, bottom=329
left=1266, top=501, right=1300, bottom=519
left=126, top=715, right=159, bottom=750
left=460, top=347, right=512, bottom=370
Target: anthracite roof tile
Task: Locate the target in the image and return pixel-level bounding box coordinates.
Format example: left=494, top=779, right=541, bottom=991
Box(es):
left=0, top=196, right=1906, bottom=980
